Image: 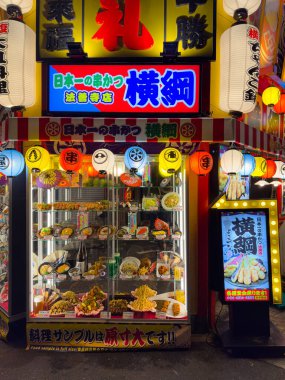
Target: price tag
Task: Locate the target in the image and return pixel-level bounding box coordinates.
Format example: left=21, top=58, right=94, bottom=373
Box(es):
left=156, top=311, right=167, bottom=320
left=44, top=274, right=54, bottom=280
left=123, top=234, right=132, bottom=240
left=71, top=275, right=80, bottom=281
left=43, top=235, right=53, bottom=240
left=173, top=206, right=183, bottom=211
left=57, top=274, right=67, bottom=281
left=123, top=312, right=134, bottom=319
left=137, top=235, right=149, bottom=240
left=149, top=206, right=158, bottom=211
left=65, top=312, right=76, bottom=318
left=38, top=311, right=50, bottom=318
left=61, top=235, right=70, bottom=240
left=100, top=311, right=111, bottom=319
left=99, top=235, right=107, bottom=240
left=78, top=235, right=87, bottom=240
left=155, top=235, right=166, bottom=240
left=171, top=234, right=181, bottom=240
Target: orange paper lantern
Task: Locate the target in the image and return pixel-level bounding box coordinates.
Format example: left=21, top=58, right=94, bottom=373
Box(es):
left=273, top=93, right=285, bottom=114
left=87, top=163, right=99, bottom=177
left=59, top=148, right=83, bottom=173
left=262, top=159, right=277, bottom=179
left=189, top=151, right=213, bottom=175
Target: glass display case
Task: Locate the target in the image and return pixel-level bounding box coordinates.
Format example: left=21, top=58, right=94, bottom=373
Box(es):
left=29, top=155, right=189, bottom=323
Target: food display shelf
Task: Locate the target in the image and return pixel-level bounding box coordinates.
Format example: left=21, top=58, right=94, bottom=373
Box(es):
left=29, top=156, right=188, bottom=324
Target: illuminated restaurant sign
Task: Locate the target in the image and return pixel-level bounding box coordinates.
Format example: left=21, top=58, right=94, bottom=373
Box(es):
left=37, top=0, right=216, bottom=61
left=47, top=64, right=201, bottom=114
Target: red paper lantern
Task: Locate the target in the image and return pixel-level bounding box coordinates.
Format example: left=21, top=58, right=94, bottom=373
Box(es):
left=262, top=159, right=277, bottom=179
left=273, top=93, right=285, bottom=114
left=189, top=151, right=213, bottom=175
left=59, top=148, right=83, bottom=173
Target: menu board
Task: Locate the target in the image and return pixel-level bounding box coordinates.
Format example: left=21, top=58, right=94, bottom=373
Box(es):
left=221, top=211, right=270, bottom=302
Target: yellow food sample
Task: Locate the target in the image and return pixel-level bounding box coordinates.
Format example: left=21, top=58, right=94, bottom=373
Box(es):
left=172, top=303, right=180, bottom=316
left=129, top=298, right=157, bottom=312
left=132, top=285, right=157, bottom=298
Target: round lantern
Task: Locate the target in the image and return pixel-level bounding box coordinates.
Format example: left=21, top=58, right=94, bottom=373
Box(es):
left=273, top=161, right=285, bottom=179
left=262, top=159, right=277, bottom=179
left=189, top=151, right=213, bottom=176
left=59, top=148, right=83, bottom=173
left=0, top=149, right=25, bottom=177
left=223, top=0, right=262, bottom=19
left=240, top=153, right=256, bottom=176
left=0, top=20, right=35, bottom=108
left=262, top=86, right=281, bottom=107
left=92, top=149, right=115, bottom=174
left=220, top=149, right=244, bottom=174
left=159, top=148, right=182, bottom=174
left=0, top=0, right=33, bottom=13
left=124, top=146, right=147, bottom=174
left=25, top=146, right=50, bottom=172
left=159, top=165, right=172, bottom=178
left=273, top=93, right=285, bottom=114
left=250, top=156, right=267, bottom=177
left=219, top=23, right=260, bottom=115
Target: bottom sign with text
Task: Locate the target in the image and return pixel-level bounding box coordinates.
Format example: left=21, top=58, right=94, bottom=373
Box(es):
left=27, top=322, right=191, bottom=351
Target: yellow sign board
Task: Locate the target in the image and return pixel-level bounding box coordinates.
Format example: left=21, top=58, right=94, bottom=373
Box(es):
left=27, top=322, right=191, bottom=351
left=36, top=0, right=216, bottom=61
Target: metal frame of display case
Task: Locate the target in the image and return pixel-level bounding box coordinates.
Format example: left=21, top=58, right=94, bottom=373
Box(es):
left=0, top=170, right=26, bottom=341
left=26, top=153, right=191, bottom=351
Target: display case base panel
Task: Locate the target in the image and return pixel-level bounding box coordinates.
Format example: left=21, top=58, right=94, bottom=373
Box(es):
left=220, top=322, right=285, bottom=356
left=27, top=322, right=191, bottom=351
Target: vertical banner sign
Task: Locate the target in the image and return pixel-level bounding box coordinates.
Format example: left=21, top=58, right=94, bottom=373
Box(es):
left=37, top=0, right=216, bottom=61
left=221, top=211, right=270, bottom=302
left=48, top=64, right=200, bottom=114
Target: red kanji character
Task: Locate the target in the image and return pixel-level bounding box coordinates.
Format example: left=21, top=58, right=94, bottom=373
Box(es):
left=248, top=27, right=259, bottom=40
left=93, top=0, right=154, bottom=51
left=131, top=328, right=145, bottom=347
left=119, top=328, right=132, bottom=347
left=0, top=23, right=8, bottom=34
left=104, top=327, right=119, bottom=346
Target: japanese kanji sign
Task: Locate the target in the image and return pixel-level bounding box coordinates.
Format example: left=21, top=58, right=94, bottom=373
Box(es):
left=48, top=64, right=200, bottom=114
left=27, top=322, right=191, bottom=351
left=37, top=0, right=216, bottom=61
left=221, top=211, right=270, bottom=302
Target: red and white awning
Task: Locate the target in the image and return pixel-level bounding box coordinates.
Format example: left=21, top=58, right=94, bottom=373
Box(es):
left=0, top=117, right=284, bottom=157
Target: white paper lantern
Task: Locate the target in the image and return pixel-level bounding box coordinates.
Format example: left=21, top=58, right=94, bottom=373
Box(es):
left=0, top=0, right=33, bottom=14
left=92, top=149, right=115, bottom=174
left=223, top=0, right=262, bottom=18
left=0, top=20, right=35, bottom=108
left=219, top=23, right=260, bottom=115
left=221, top=149, right=244, bottom=174
left=272, top=161, right=285, bottom=179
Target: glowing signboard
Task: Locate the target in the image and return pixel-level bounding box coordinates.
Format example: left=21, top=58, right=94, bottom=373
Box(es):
left=47, top=64, right=201, bottom=114
left=36, top=0, right=216, bottom=61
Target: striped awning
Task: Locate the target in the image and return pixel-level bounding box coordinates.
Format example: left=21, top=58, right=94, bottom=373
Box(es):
left=0, top=117, right=284, bottom=157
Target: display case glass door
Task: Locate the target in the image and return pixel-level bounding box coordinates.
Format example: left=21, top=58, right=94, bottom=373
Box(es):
left=29, top=155, right=189, bottom=322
